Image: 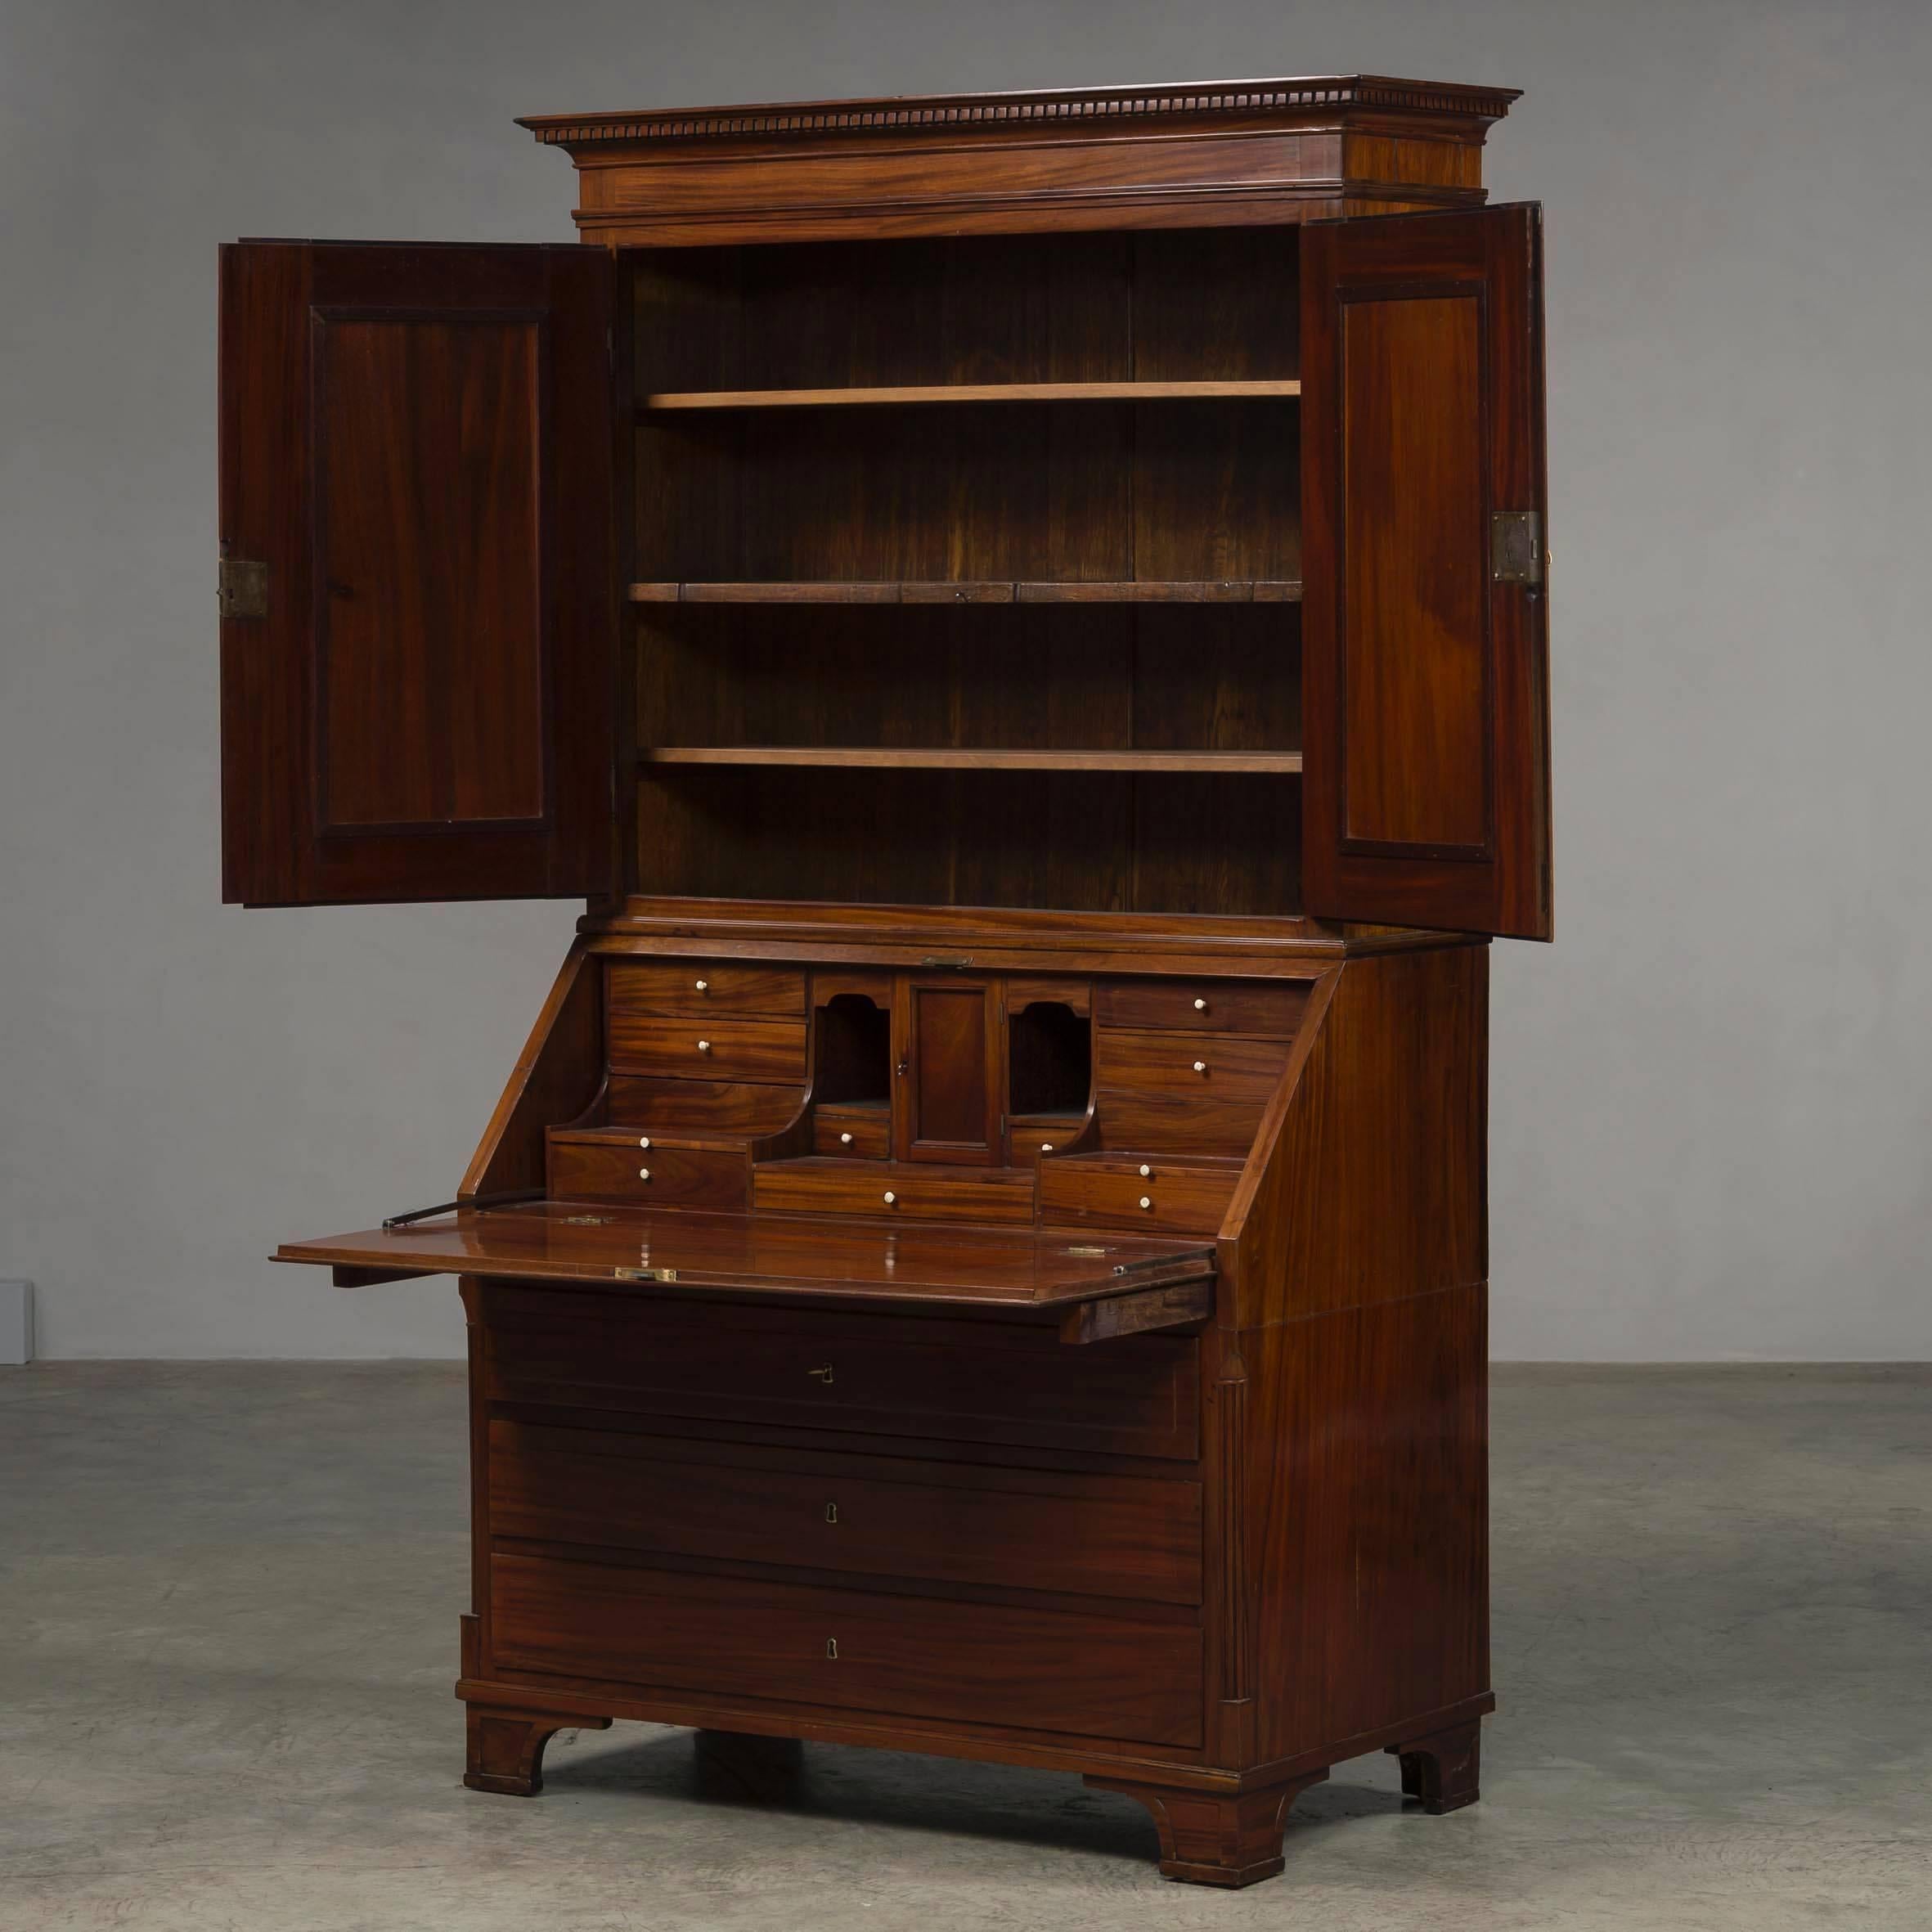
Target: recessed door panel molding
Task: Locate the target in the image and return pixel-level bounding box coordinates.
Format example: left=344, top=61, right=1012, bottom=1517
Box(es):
left=1301, top=204, right=1552, bottom=940
left=219, top=242, right=615, bottom=905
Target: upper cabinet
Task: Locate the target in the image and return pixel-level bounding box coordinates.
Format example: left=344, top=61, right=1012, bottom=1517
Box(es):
left=218, top=243, right=617, bottom=906
left=1300, top=204, right=1552, bottom=941
left=216, top=83, right=1552, bottom=942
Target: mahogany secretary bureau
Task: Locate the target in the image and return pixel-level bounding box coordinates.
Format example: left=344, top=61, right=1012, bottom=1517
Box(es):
left=221, top=75, right=1552, bottom=1888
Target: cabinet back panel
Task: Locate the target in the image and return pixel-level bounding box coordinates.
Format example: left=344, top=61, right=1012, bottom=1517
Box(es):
left=635, top=768, right=1299, bottom=916
left=637, top=404, right=1295, bottom=585
left=632, top=228, right=1300, bottom=585
left=627, top=227, right=1305, bottom=921
left=631, top=230, right=1298, bottom=393
left=638, top=605, right=1296, bottom=755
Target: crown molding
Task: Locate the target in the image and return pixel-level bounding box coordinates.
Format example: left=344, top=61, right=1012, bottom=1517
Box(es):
left=518, top=75, right=1521, bottom=150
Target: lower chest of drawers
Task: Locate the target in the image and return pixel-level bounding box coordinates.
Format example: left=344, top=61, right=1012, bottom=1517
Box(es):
left=477, top=1287, right=1209, bottom=1751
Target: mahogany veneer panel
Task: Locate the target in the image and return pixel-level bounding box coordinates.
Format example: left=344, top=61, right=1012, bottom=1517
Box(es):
left=811, top=1112, right=892, bottom=1159
left=604, top=1076, right=804, bottom=1133
left=609, top=960, right=806, bottom=1017
left=491, top=1553, right=1203, bottom=1746
left=218, top=242, right=614, bottom=906
left=549, top=1141, right=747, bottom=1211
left=606, top=1014, right=806, bottom=1084
left=280, top=1203, right=1211, bottom=1310
left=489, top=1422, right=1204, bottom=1604
left=1095, top=977, right=1309, bottom=1036
left=753, top=1160, right=1035, bottom=1226
left=482, top=1286, right=1202, bottom=1458
left=1301, top=205, right=1552, bottom=938
left=1039, top=1156, right=1241, bottom=1235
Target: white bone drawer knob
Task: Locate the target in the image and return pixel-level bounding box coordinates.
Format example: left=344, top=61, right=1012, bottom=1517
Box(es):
left=694, top=978, right=709, bottom=993
left=638, top=1168, right=652, bottom=1183
left=1139, top=1163, right=1152, bottom=1178
left=1193, top=996, right=1208, bottom=1011
left=883, top=1191, right=896, bottom=1206
left=696, top=1039, right=712, bottom=1053
left=840, top=1131, right=854, bottom=1146
left=1193, top=1059, right=1208, bottom=1075
left=1139, top=1195, right=1153, bottom=1210
left=637, top=1136, right=651, bottom=1150
left=1040, top=1142, right=1054, bottom=1152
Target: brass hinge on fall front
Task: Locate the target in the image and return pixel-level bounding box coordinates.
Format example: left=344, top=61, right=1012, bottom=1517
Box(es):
left=1489, top=513, right=1544, bottom=587
left=218, top=558, right=269, bottom=619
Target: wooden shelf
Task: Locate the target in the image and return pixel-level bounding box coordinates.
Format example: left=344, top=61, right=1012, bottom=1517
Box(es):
left=640, top=747, right=1302, bottom=774
left=631, top=579, right=1303, bottom=605
left=643, top=380, right=1301, bottom=411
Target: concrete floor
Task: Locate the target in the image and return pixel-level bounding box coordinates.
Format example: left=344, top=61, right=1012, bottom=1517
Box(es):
left=2, top=1364, right=1928, bottom=1931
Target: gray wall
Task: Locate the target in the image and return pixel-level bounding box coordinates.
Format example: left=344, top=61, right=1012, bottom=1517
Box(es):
left=3, top=0, right=1928, bottom=1360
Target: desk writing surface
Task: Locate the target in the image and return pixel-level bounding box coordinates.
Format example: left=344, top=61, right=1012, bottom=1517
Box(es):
left=276, top=1201, right=1214, bottom=1307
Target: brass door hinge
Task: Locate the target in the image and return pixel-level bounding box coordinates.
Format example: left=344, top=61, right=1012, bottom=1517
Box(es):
left=218, top=558, right=269, bottom=619
left=1489, top=513, right=1544, bottom=587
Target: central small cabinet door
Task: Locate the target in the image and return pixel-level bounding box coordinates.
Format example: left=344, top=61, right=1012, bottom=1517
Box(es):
left=893, top=976, right=1001, bottom=1165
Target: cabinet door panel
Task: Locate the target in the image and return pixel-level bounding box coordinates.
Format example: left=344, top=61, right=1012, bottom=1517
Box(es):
left=219, top=242, right=615, bottom=905
left=1301, top=204, right=1552, bottom=940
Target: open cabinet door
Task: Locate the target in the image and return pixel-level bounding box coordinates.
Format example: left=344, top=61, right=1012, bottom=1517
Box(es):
left=219, top=243, right=616, bottom=905
left=1301, top=204, right=1552, bottom=941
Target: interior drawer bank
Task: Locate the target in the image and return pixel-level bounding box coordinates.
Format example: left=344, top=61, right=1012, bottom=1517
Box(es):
left=492, top=1552, right=1203, bottom=1748
left=481, top=1285, right=1200, bottom=1461
left=489, top=1422, right=1204, bottom=1604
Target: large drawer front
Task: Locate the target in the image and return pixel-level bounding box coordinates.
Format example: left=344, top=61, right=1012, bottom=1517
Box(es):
left=492, top=1552, right=1203, bottom=1747
left=483, top=1287, right=1200, bottom=1461
left=490, top=1422, right=1203, bottom=1605
left=609, top=1014, right=807, bottom=1084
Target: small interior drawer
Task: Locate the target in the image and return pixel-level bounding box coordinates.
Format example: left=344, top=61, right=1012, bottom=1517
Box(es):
left=609, top=1013, right=807, bottom=1084
left=491, top=1552, right=1203, bottom=1747
left=755, top=1158, right=1034, bottom=1225
left=1093, top=1027, right=1289, bottom=1156
left=1038, top=1157, right=1240, bottom=1235
left=1094, top=977, right=1309, bottom=1037
left=489, top=1422, right=1203, bottom=1605
left=1094, top=1027, right=1288, bottom=1107
left=811, top=1104, right=892, bottom=1159
left=548, top=1138, right=748, bottom=1211
left=608, top=960, right=806, bottom=1018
